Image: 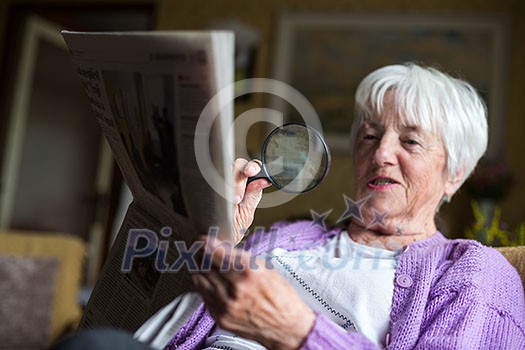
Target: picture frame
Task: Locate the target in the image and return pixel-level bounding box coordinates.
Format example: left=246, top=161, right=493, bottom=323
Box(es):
left=271, top=13, right=509, bottom=156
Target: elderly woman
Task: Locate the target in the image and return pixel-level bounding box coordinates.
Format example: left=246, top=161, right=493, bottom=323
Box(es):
left=166, top=63, right=525, bottom=350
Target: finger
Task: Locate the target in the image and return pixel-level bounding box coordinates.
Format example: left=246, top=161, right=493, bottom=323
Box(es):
left=200, top=236, right=234, bottom=269
left=193, top=272, right=222, bottom=293
left=193, top=273, right=228, bottom=316
left=233, top=158, right=264, bottom=203
left=203, top=238, right=254, bottom=276
left=233, top=158, right=249, bottom=176
left=240, top=160, right=270, bottom=206
left=246, top=177, right=272, bottom=191
left=207, top=269, right=237, bottom=299
left=233, top=158, right=249, bottom=204
left=192, top=273, right=211, bottom=291
left=206, top=241, right=239, bottom=271
left=242, top=159, right=263, bottom=177
left=242, top=160, right=271, bottom=194
left=191, top=234, right=210, bottom=265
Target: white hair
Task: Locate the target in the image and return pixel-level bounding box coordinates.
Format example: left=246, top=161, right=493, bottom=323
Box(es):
left=350, top=63, right=488, bottom=198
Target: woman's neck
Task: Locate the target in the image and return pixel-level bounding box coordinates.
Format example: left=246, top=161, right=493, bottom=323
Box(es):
left=346, top=221, right=436, bottom=250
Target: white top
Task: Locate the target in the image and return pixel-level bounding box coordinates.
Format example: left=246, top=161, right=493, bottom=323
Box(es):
left=204, top=230, right=400, bottom=349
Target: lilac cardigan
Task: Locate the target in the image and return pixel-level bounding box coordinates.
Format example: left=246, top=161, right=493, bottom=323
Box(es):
left=165, top=221, right=525, bottom=349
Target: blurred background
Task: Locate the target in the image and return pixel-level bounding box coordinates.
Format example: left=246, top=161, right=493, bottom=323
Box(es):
left=0, top=0, right=523, bottom=347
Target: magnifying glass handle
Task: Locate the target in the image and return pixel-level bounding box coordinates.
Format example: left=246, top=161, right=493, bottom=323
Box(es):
left=247, top=169, right=268, bottom=184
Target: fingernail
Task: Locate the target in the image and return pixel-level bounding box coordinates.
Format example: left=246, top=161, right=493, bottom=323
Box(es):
left=247, top=165, right=257, bottom=173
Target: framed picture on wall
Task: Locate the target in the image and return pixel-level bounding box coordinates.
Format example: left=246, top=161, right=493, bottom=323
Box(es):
left=271, top=13, right=509, bottom=155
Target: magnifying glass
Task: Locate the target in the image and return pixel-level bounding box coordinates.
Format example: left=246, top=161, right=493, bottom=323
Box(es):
left=247, top=123, right=331, bottom=193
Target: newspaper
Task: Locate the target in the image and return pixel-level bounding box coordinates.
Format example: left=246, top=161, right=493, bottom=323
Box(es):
left=62, top=31, right=235, bottom=333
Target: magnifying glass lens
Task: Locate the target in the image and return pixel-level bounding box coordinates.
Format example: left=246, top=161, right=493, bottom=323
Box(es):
left=259, top=124, right=330, bottom=193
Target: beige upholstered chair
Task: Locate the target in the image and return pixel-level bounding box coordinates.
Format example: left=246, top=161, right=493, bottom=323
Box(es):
left=497, top=246, right=525, bottom=294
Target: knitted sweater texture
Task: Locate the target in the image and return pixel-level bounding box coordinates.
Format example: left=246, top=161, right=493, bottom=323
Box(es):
left=165, top=221, right=525, bottom=349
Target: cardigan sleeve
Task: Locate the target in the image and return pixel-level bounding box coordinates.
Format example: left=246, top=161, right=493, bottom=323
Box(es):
left=300, top=312, right=380, bottom=350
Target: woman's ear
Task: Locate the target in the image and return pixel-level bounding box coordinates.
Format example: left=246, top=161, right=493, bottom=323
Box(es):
left=444, top=167, right=466, bottom=198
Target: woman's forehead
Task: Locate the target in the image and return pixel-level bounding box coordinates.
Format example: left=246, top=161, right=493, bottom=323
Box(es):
left=361, top=115, right=423, bottom=132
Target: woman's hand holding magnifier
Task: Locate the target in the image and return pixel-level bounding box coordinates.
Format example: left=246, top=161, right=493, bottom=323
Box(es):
left=232, top=158, right=271, bottom=244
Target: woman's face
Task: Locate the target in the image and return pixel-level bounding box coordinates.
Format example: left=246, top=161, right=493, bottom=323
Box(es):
left=353, top=92, right=456, bottom=235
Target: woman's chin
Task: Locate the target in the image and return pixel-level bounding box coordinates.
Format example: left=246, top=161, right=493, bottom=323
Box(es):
left=362, top=199, right=398, bottom=215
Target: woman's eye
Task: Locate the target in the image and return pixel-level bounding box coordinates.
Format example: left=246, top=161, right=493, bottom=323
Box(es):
left=404, top=139, right=419, bottom=145
left=363, top=134, right=377, bottom=140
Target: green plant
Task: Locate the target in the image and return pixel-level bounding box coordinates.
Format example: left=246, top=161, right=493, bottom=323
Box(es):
left=465, top=201, right=525, bottom=246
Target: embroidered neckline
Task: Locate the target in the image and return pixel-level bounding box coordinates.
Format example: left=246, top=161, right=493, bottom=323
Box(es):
left=268, top=253, right=357, bottom=331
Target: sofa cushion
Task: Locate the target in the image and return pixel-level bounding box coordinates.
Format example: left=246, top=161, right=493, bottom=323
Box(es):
left=0, top=255, right=58, bottom=349
left=0, top=231, right=85, bottom=345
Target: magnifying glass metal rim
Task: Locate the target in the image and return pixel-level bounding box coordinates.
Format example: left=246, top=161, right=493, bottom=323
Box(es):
left=260, top=122, right=331, bottom=194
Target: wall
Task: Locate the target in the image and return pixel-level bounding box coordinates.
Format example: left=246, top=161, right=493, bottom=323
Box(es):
left=157, top=0, right=525, bottom=235
left=0, top=0, right=522, bottom=236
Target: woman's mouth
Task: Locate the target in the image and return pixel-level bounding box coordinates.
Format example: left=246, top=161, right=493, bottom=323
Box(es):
left=367, top=177, right=399, bottom=190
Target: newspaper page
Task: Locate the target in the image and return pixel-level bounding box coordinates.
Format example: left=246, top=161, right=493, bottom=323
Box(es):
left=62, top=31, right=235, bottom=331
left=80, top=201, right=196, bottom=331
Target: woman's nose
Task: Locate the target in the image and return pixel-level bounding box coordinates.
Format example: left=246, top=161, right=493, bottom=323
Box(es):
left=373, top=136, right=397, bottom=166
